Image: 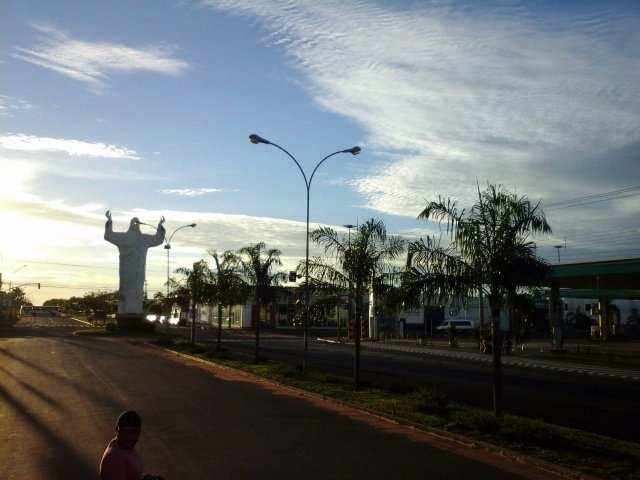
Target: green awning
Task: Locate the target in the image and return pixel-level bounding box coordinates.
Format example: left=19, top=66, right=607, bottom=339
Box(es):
left=552, top=261, right=640, bottom=279
left=558, top=288, right=640, bottom=299
left=550, top=258, right=640, bottom=295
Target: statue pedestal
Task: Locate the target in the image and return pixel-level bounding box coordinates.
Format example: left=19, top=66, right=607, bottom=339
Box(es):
left=116, top=313, right=146, bottom=331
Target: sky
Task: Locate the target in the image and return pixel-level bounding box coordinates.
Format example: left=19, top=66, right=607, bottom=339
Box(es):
left=1, top=0, right=639, bottom=306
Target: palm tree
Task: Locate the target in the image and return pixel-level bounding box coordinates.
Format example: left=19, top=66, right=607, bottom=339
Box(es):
left=404, top=183, right=552, bottom=415
left=149, top=291, right=166, bottom=317
left=208, top=249, right=248, bottom=350
left=235, top=242, right=287, bottom=363
left=310, top=218, right=405, bottom=389
left=175, top=259, right=213, bottom=345
left=374, top=266, right=406, bottom=323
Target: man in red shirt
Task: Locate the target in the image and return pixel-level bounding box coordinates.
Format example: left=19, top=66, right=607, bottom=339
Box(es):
left=99, top=410, right=163, bottom=480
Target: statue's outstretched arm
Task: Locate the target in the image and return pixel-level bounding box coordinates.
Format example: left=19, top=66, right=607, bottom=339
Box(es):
left=104, top=210, right=121, bottom=244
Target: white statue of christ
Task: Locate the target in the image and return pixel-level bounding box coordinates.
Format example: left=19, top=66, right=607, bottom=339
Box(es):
left=104, top=210, right=165, bottom=315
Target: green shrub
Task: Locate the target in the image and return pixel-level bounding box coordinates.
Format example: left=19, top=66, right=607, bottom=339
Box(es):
left=274, top=363, right=302, bottom=379
left=155, top=337, right=175, bottom=347
left=388, top=382, right=415, bottom=395
left=451, top=408, right=500, bottom=436
left=410, top=388, right=450, bottom=416
left=189, top=344, right=211, bottom=355
left=498, top=415, right=564, bottom=448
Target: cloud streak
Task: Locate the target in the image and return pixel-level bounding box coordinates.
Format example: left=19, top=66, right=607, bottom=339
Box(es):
left=160, top=188, right=224, bottom=197
left=0, top=95, right=34, bottom=117
left=206, top=0, right=640, bottom=214
left=13, top=23, right=190, bottom=93
left=0, top=134, right=140, bottom=159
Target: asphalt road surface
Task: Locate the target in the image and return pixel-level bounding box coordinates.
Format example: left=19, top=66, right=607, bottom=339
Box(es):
left=0, top=327, right=571, bottom=480
left=200, top=328, right=640, bottom=443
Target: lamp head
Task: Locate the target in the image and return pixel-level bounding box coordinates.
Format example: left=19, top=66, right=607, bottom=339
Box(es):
left=343, top=146, right=361, bottom=155
left=249, top=134, right=270, bottom=145
left=189, top=223, right=197, bottom=228
left=133, top=219, right=152, bottom=227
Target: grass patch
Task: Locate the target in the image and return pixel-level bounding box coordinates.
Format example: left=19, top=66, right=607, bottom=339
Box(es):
left=157, top=339, right=640, bottom=480
left=74, top=327, right=111, bottom=336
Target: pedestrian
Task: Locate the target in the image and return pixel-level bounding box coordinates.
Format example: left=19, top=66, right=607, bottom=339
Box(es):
left=99, top=410, right=164, bottom=480
left=503, top=337, right=513, bottom=354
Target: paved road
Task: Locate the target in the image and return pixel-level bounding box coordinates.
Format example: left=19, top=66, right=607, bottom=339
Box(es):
left=187, top=328, right=640, bottom=442
left=365, top=339, right=640, bottom=382
left=0, top=331, right=574, bottom=480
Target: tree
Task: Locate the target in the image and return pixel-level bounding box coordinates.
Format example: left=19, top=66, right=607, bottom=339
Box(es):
left=208, top=249, right=248, bottom=350
left=44, top=298, right=69, bottom=312
left=404, top=183, right=551, bottom=415
left=148, top=291, right=166, bottom=316
left=176, top=260, right=213, bottom=345
left=235, top=242, right=287, bottom=363
left=310, top=218, right=405, bottom=389
left=61, top=290, right=117, bottom=316
left=374, top=267, right=406, bottom=323
left=1, top=286, right=30, bottom=324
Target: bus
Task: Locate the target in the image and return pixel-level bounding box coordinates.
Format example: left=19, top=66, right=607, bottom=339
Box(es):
left=19, top=305, right=61, bottom=317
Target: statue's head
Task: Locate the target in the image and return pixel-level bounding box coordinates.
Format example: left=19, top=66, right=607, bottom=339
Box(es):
left=129, top=217, right=142, bottom=233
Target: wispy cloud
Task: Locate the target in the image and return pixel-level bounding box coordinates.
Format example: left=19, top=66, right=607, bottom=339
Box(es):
left=0, top=95, right=34, bottom=117
left=160, top=188, right=224, bottom=197
left=205, top=0, right=640, bottom=214
left=13, top=23, right=190, bottom=93
left=0, top=134, right=140, bottom=159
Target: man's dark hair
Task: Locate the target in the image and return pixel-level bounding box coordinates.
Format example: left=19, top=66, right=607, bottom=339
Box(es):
left=117, top=410, right=142, bottom=428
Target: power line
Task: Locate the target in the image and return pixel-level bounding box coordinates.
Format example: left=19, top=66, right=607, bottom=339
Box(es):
left=38, top=284, right=118, bottom=291
left=8, top=258, right=118, bottom=271
left=544, top=185, right=640, bottom=206
left=540, top=248, right=640, bottom=262
left=543, top=186, right=640, bottom=210
left=545, top=192, right=640, bottom=210
left=539, top=236, right=638, bottom=250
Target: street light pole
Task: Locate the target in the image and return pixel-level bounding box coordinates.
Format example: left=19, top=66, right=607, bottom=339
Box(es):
left=136, top=220, right=196, bottom=330
left=554, top=245, right=564, bottom=263
left=342, top=224, right=355, bottom=341
left=165, top=223, right=197, bottom=331
left=249, top=134, right=361, bottom=374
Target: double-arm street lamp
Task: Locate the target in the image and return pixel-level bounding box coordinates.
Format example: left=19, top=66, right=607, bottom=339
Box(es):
left=249, top=133, right=361, bottom=374
left=164, top=223, right=196, bottom=312
left=136, top=220, right=197, bottom=328
left=165, top=224, right=197, bottom=327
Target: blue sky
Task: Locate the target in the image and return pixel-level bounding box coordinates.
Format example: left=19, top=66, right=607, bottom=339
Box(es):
left=2, top=0, right=639, bottom=305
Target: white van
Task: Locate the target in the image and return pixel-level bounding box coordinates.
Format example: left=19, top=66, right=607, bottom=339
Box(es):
left=436, top=319, right=476, bottom=331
